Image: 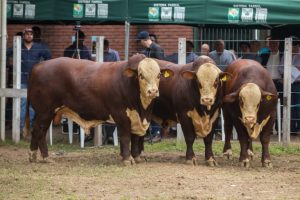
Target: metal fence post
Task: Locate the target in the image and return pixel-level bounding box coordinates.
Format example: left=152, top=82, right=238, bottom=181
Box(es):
left=12, top=36, right=22, bottom=143
left=282, top=37, right=292, bottom=147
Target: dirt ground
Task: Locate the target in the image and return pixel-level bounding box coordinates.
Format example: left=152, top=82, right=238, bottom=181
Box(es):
left=0, top=138, right=300, bottom=200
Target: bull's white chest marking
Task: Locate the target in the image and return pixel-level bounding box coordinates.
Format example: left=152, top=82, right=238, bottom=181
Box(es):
left=126, top=108, right=150, bottom=136
left=186, top=108, right=219, bottom=138
left=246, top=115, right=270, bottom=139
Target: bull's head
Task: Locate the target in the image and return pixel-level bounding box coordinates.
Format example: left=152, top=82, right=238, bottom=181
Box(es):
left=181, top=56, right=231, bottom=110
left=124, top=54, right=173, bottom=109
left=223, top=83, right=277, bottom=139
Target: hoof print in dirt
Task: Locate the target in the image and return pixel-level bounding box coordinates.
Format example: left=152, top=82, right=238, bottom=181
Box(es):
left=206, top=157, right=217, bottom=167
left=123, top=156, right=136, bottom=166
left=185, top=157, right=197, bottom=166
left=262, top=160, right=273, bottom=168
left=28, top=151, right=37, bottom=163
left=240, top=159, right=250, bottom=168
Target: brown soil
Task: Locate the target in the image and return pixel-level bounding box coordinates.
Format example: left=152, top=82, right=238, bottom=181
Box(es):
left=0, top=143, right=300, bottom=200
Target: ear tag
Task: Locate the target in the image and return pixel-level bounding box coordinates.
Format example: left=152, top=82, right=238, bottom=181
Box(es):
left=266, top=95, right=272, bottom=101
left=163, top=71, right=170, bottom=78
left=221, top=75, right=227, bottom=81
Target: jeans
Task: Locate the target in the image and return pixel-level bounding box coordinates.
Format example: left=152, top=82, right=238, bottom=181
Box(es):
left=20, top=84, right=35, bottom=130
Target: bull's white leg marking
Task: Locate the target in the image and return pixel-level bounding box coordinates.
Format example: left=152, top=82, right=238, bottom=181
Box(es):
left=28, top=150, right=38, bottom=163
left=206, top=157, right=218, bottom=167
left=126, top=108, right=150, bottom=136
left=186, top=157, right=198, bottom=166
left=223, top=149, right=233, bottom=160
left=187, top=108, right=219, bottom=138
left=123, top=156, right=136, bottom=166
left=240, top=158, right=250, bottom=168
left=247, top=149, right=254, bottom=160
left=246, top=115, right=270, bottom=139
left=262, top=159, right=273, bottom=168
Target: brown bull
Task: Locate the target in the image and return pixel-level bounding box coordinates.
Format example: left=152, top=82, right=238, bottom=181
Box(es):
left=132, top=56, right=231, bottom=166
left=222, top=59, right=278, bottom=168
left=24, top=54, right=172, bottom=164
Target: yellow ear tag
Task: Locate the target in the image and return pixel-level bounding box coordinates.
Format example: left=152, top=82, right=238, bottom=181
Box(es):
left=221, top=75, right=227, bottom=81
left=163, top=71, right=170, bottom=78
left=266, top=95, right=272, bottom=101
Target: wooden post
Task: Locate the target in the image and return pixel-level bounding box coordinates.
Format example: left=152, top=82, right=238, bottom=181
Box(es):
left=282, top=37, right=292, bottom=147
left=12, top=36, right=22, bottom=144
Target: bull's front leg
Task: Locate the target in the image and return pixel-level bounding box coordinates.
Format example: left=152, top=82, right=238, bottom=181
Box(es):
left=260, top=131, right=272, bottom=168
left=131, top=134, right=146, bottom=163
left=237, top=131, right=251, bottom=168
left=118, top=124, right=135, bottom=166
left=203, top=131, right=217, bottom=166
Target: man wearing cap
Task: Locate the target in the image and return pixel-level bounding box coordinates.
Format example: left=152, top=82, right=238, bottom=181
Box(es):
left=64, top=30, right=92, bottom=60
left=7, top=28, right=52, bottom=131
left=137, top=31, right=165, bottom=60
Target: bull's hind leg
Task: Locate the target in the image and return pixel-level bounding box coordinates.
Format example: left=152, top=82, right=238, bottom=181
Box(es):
left=203, top=131, right=217, bottom=167
left=222, top=108, right=233, bottom=160
left=29, top=112, right=53, bottom=163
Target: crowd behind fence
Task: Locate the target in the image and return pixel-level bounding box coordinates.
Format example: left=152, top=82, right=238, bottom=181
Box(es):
left=0, top=35, right=299, bottom=147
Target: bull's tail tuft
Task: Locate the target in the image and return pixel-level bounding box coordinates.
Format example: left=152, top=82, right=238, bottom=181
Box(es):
left=23, top=94, right=31, bottom=138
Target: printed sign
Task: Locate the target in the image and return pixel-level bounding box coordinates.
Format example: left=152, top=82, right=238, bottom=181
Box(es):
left=73, top=3, right=84, bottom=18
left=85, top=4, right=96, bottom=17
left=25, top=4, right=35, bottom=19
left=174, top=7, right=185, bottom=21
left=255, top=8, right=267, bottom=22
left=13, top=4, right=23, bottom=17
left=161, top=7, right=172, bottom=20
left=228, top=8, right=240, bottom=23
left=241, top=8, right=253, bottom=22
left=98, top=4, right=108, bottom=18
left=148, top=7, right=159, bottom=21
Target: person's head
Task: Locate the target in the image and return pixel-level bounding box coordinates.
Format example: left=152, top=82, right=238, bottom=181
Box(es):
left=149, top=33, right=157, bottom=43
left=186, top=41, right=194, bottom=53
left=104, top=39, right=109, bottom=53
left=250, top=40, right=260, bottom=53
left=268, top=36, right=280, bottom=53
left=23, top=28, right=33, bottom=43
left=201, top=43, right=210, bottom=55
left=15, top=31, right=23, bottom=37
left=215, top=39, right=225, bottom=54
left=137, top=31, right=152, bottom=48
left=291, top=36, right=300, bottom=54
left=239, top=42, right=250, bottom=53
left=32, top=26, right=41, bottom=42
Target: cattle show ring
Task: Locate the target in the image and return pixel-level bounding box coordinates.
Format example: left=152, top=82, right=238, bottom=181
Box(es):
left=1, top=1, right=300, bottom=199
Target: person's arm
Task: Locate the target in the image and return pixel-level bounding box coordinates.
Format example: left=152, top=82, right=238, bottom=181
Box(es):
left=155, top=46, right=165, bottom=60
left=115, top=50, right=120, bottom=61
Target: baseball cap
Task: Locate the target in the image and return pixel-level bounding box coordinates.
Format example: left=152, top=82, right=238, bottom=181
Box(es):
left=137, top=31, right=149, bottom=40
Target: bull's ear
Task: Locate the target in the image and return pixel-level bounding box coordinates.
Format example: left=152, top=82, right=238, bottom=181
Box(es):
left=181, top=70, right=196, bottom=80
left=161, top=69, right=174, bottom=78
left=261, top=91, right=278, bottom=101
left=219, top=72, right=232, bottom=82
left=123, top=68, right=137, bottom=77
left=223, top=92, right=238, bottom=103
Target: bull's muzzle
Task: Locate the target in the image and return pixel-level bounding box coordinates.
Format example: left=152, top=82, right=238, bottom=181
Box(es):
left=244, top=116, right=256, bottom=128
left=147, top=88, right=159, bottom=98
left=201, top=97, right=214, bottom=110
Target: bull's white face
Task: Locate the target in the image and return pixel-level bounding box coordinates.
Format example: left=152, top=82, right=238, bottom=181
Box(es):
left=138, top=58, right=160, bottom=109
left=239, top=83, right=261, bottom=129
left=196, top=63, right=221, bottom=110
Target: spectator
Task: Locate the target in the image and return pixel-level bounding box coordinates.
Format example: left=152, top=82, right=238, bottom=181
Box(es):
left=137, top=31, right=164, bottom=60
left=259, top=35, right=272, bottom=55
left=247, top=40, right=262, bottom=63
left=201, top=43, right=210, bottom=56
left=239, top=41, right=250, bottom=58
left=208, top=39, right=236, bottom=71
left=165, top=40, right=198, bottom=64
left=149, top=33, right=158, bottom=43
left=64, top=30, right=92, bottom=60
left=279, top=36, right=300, bottom=134
left=6, top=28, right=52, bottom=131
left=104, top=39, right=120, bottom=62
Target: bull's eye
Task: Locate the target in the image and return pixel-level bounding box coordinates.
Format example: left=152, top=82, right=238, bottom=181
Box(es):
left=157, top=73, right=161, bottom=79
left=213, top=79, right=218, bottom=88
left=198, top=82, right=202, bottom=89
left=139, top=74, right=144, bottom=80
left=239, top=99, right=244, bottom=107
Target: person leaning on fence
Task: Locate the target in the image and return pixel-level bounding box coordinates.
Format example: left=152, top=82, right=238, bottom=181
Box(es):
left=165, top=40, right=199, bottom=64
left=63, top=30, right=92, bottom=60
left=104, top=38, right=120, bottom=62
left=200, top=43, right=210, bottom=56
left=32, top=26, right=51, bottom=59
left=6, top=28, right=52, bottom=132
left=278, top=36, right=300, bottom=135
left=208, top=39, right=236, bottom=71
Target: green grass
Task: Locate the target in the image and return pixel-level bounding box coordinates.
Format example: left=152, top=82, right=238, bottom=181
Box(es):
left=1, top=138, right=299, bottom=156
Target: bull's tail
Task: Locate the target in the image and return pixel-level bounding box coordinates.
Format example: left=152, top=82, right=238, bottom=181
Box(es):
left=23, top=92, right=31, bottom=138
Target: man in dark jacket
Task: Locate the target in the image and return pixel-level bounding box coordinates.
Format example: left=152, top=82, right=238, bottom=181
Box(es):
left=137, top=31, right=165, bottom=60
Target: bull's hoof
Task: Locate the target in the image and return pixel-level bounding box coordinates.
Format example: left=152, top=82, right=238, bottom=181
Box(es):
left=247, top=149, right=254, bottom=160
left=133, top=155, right=147, bottom=164
left=39, top=157, right=54, bottom=163
left=123, top=156, right=136, bottom=166
left=28, top=150, right=37, bottom=163
left=223, top=149, right=233, bottom=160
left=186, top=157, right=197, bottom=166
left=206, top=157, right=217, bottom=167
left=262, top=160, right=273, bottom=168
left=240, top=158, right=250, bottom=168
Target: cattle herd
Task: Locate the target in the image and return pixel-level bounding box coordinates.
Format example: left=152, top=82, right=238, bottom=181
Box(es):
left=23, top=54, right=278, bottom=168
